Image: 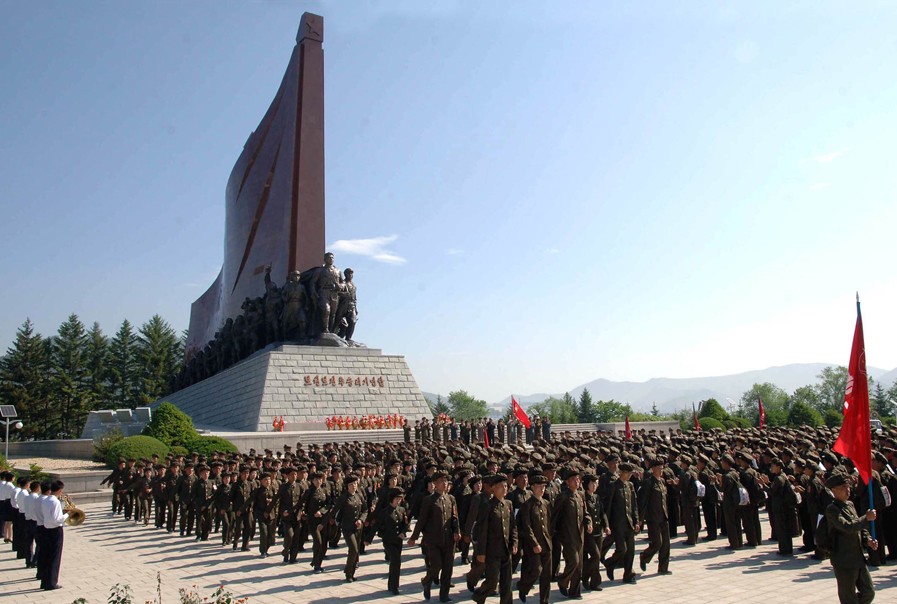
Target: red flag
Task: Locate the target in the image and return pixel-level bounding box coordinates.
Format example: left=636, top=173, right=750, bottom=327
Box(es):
left=833, top=297, right=872, bottom=485
left=693, top=411, right=701, bottom=431
left=483, top=424, right=490, bottom=448
left=758, top=398, right=766, bottom=429
left=625, top=415, right=632, bottom=440
left=512, top=396, right=531, bottom=429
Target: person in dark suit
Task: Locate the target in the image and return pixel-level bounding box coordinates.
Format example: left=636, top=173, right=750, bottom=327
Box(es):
left=408, top=471, right=460, bottom=602
left=718, top=454, right=743, bottom=550
left=518, top=474, right=552, bottom=604
left=333, top=474, right=368, bottom=582
left=253, top=473, right=278, bottom=558
left=230, top=465, right=253, bottom=551
left=825, top=473, right=877, bottom=604
left=639, top=458, right=671, bottom=575
left=582, top=473, right=609, bottom=592
left=303, top=471, right=332, bottom=573
left=605, top=462, right=640, bottom=584
left=39, top=480, right=67, bottom=591
left=552, top=468, right=592, bottom=598
left=472, top=474, right=518, bottom=604
left=371, top=487, right=409, bottom=595
left=767, top=458, right=796, bottom=557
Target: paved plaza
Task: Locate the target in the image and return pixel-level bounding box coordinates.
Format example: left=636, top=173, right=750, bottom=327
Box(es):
left=1, top=501, right=894, bottom=603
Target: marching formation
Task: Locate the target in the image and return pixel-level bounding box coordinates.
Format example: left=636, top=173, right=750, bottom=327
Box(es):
left=86, top=423, right=895, bottom=603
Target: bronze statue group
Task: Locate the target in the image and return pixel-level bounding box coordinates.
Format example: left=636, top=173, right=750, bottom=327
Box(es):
left=94, top=423, right=895, bottom=603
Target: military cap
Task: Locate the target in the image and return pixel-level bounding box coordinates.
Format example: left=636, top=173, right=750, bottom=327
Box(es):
left=431, top=470, right=448, bottom=481
left=195, top=464, right=208, bottom=472
left=720, top=454, right=735, bottom=466
left=562, top=467, right=581, bottom=480
left=388, top=487, right=405, bottom=500
left=345, top=474, right=359, bottom=485
left=512, top=468, right=528, bottom=478
left=769, top=457, right=783, bottom=467
left=648, top=458, right=664, bottom=468
left=679, top=455, right=693, bottom=466
left=605, top=454, right=620, bottom=463
left=309, top=471, right=324, bottom=480
left=530, top=474, right=548, bottom=486
left=821, top=451, right=838, bottom=465
left=873, top=451, right=888, bottom=464
left=259, top=472, right=270, bottom=480
left=619, top=462, right=635, bottom=472
left=736, top=450, right=753, bottom=463
left=825, top=473, right=849, bottom=489
left=541, top=462, right=557, bottom=471
left=487, top=473, right=508, bottom=485
left=469, top=475, right=482, bottom=486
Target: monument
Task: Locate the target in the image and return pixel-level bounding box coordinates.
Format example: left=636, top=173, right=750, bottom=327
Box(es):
left=160, top=13, right=431, bottom=431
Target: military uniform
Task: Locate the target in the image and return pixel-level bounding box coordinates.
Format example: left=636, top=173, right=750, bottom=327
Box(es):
left=176, top=471, right=196, bottom=536
left=826, top=494, right=875, bottom=604
left=518, top=495, right=553, bottom=604
left=605, top=476, right=639, bottom=582
left=192, top=475, right=215, bottom=541
left=278, top=479, right=304, bottom=562
left=373, top=500, right=409, bottom=594
left=333, top=486, right=368, bottom=580
left=253, top=482, right=278, bottom=556
left=303, top=482, right=331, bottom=571
left=472, top=494, right=518, bottom=604
left=552, top=487, right=592, bottom=596
left=409, top=490, right=459, bottom=602
left=639, top=472, right=670, bottom=573
left=582, top=489, right=608, bottom=590
left=214, top=479, right=233, bottom=546
left=230, top=477, right=254, bottom=551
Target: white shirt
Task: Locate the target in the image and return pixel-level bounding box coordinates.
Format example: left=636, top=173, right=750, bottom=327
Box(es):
left=40, top=494, right=67, bottom=529
left=32, top=494, right=48, bottom=526
left=0, top=480, right=10, bottom=500
left=23, top=491, right=40, bottom=521
left=10, top=486, right=22, bottom=510
left=15, top=488, right=28, bottom=513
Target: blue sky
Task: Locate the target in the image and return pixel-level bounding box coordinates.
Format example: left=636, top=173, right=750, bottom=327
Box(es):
left=2, top=1, right=896, bottom=405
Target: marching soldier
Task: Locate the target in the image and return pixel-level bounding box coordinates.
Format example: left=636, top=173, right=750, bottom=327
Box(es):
left=215, top=471, right=234, bottom=546
left=303, top=471, right=332, bottom=573
left=254, top=473, right=278, bottom=558
left=552, top=468, right=592, bottom=599
left=408, top=471, right=460, bottom=603
left=192, top=464, right=215, bottom=541
left=471, top=474, right=518, bottom=604
left=639, top=458, right=671, bottom=575
left=518, top=475, right=553, bottom=604
left=231, top=465, right=254, bottom=551
left=177, top=463, right=196, bottom=537
left=605, top=462, right=640, bottom=584
left=277, top=467, right=304, bottom=564
left=371, top=487, right=409, bottom=595
left=582, top=473, right=609, bottom=591
left=333, top=474, right=368, bottom=582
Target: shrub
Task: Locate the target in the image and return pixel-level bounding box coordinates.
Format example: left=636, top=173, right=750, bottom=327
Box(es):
left=93, top=427, right=125, bottom=463
left=106, top=435, right=169, bottom=468
left=185, top=435, right=239, bottom=457
left=170, top=445, right=189, bottom=457
left=787, top=401, right=823, bottom=427
left=29, top=463, right=49, bottom=482
left=698, top=399, right=728, bottom=422
left=142, top=402, right=197, bottom=447
left=729, top=416, right=751, bottom=429
left=824, top=409, right=843, bottom=428
left=723, top=420, right=739, bottom=431
left=698, top=417, right=726, bottom=431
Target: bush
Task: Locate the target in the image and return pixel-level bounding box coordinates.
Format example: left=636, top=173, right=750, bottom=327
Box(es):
left=698, top=399, right=728, bottom=422
left=728, top=416, right=751, bottom=429
left=185, top=435, right=239, bottom=457
left=723, top=420, right=739, bottom=431
left=143, top=402, right=197, bottom=447
left=824, top=409, right=843, bottom=428
left=170, top=445, right=189, bottom=457
left=698, top=417, right=726, bottom=431
left=787, top=401, right=823, bottom=427
left=28, top=463, right=49, bottom=482
left=93, top=427, right=125, bottom=463
left=106, top=435, right=169, bottom=468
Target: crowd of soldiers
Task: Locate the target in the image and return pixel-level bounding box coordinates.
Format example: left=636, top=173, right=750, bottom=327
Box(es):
left=176, top=252, right=358, bottom=389
left=97, top=422, right=896, bottom=602
left=411, top=415, right=553, bottom=447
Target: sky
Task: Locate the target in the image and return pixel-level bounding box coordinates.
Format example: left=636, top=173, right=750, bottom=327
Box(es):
left=1, top=1, right=896, bottom=406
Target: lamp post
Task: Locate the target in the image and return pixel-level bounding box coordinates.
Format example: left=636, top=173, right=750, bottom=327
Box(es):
left=1, top=405, right=20, bottom=461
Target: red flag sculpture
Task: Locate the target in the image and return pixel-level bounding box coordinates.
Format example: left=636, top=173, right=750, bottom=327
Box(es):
left=758, top=398, right=766, bottom=429
left=512, top=396, right=531, bottom=429
left=693, top=403, right=701, bottom=431
left=625, top=415, right=632, bottom=440
left=833, top=296, right=872, bottom=485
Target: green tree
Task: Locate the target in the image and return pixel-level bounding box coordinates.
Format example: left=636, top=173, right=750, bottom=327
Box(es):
left=786, top=401, right=823, bottom=427
left=447, top=390, right=489, bottom=421
left=142, top=401, right=197, bottom=447
left=824, top=408, right=843, bottom=428
left=790, top=385, right=819, bottom=411
left=738, top=383, right=788, bottom=427
left=814, top=366, right=848, bottom=414
left=577, top=388, right=595, bottom=423
left=109, top=320, right=140, bottom=409
left=0, top=319, right=52, bottom=440
left=650, top=403, right=659, bottom=417
left=528, top=395, right=578, bottom=424
left=85, top=322, right=110, bottom=411
left=593, top=400, right=633, bottom=423
left=51, top=314, right=93, bottom=438
left=429, top=395, right=450, bottom=418
left=871, top=382, right=889, bottom=419
left=698, top=398, right=727, bottom=421
left=137, top=315, right=182, bottom=406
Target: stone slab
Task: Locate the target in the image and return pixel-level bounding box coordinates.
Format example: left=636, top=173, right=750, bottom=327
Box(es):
left=156, top=345, right=430, bottom=432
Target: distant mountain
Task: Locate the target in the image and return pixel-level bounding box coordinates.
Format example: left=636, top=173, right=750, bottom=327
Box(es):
left=492, top=363, right=895, bottom=414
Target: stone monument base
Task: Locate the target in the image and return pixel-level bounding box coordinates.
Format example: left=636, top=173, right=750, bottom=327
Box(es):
left=155, top=344, right=431, bottom=432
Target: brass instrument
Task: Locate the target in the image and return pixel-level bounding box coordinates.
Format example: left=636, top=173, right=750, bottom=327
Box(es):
left=60, top=493, right=86, bottom=527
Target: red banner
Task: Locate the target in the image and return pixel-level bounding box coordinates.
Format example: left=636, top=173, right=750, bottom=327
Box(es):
left=833, top=298, right=872, bottom=484
left=625, top=415, right=632, bottom=440
left=512, top=395, right=531, bottom=429
left=758, top=398, right=766, bottom=429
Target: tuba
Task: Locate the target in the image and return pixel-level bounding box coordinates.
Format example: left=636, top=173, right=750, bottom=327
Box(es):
left=60, top=493, right=86, bottom=526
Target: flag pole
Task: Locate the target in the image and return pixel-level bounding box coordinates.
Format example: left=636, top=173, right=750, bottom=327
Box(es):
left=858, top=294, right=876, bottom=542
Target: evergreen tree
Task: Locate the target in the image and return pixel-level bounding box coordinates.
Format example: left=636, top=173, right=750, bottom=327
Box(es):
left=85, top=322, right=110, bottom=411
left=137, top=315, right=182, bottom=406
left=651, top=402, right=659, bottom=417
left=51, top=314, right=93, bottom=438
left=0, top=319, right=51, bottom=440
left=109, top=319, right=140, bottom=409
left=577, top=388, right=595, bottom=423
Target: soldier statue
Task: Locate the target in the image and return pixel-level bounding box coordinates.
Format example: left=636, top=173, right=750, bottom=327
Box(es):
left=263, top=266, right=283, bottom=345
left=313, top=252, right=344, bottom=334
left=280, top=270, right=308, bottom=341
left=336, top=268, right=357, bottom=341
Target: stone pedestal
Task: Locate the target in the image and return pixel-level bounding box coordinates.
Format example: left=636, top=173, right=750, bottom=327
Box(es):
left=155, top=344, right=430, bottom=431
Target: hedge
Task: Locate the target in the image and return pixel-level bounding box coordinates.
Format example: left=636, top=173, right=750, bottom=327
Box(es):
left=106, top=435, right=169, bottom=468
left=185, top=435, right=239, bottom=457
left=698, top=417, right=726, bottom=431
left=142, top=402, right=197, bottom=447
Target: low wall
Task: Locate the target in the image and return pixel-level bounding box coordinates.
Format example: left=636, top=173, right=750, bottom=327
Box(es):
left=208, top=429, right=407, bottom=452
left=5, top=439, right=95, bottom=461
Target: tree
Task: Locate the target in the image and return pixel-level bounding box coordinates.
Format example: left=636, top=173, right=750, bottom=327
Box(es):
left=593, top=400, right=633, bottom=423
left=85, top=322, right=110, bottom=411
left=447, top=390, right=489, bottom=421
left=109, top=320, right=140, bottom=409
left=871, top=382, right=890, bottom=419
left=790, top=385, right=819, bottom=411
left=738, top=383, right=788, bottom=427
left=650, top=403, right=659, bottom=417
left=528, top=395, right=578, bottom=424
left=142, top=401, right=197, bottom=447
left=698, top=398, right=727, bottom=422
left=824, top=408, right=843, bottom=428
left=429, top=395, right=450, bottom=418
left=51, top=314, right=93, bottom=438
left=577, top=388, right=595, bottom=423
left=0, top=319, right=51, bottom=440
left=814, top=366, right=848, bottom=414
left=786, top=401, right=823, bottom=427
left=137, top=315, right=182, bottom=406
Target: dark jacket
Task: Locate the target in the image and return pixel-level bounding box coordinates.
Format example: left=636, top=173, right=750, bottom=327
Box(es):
left=825, top=498, right=871, bottom=570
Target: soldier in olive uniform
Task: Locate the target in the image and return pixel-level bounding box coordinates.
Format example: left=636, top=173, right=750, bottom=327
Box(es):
left=192, top=465, right=215, bottom=541
left=696, top=455, right=719, bottom=541
left=552, top=468, right=593, bottom=598
left=825, top=473, right=877, bottom=604
left=639, top=458, right=671, bottom=575
left=177, top=463, right=196, bottom=537
left=518, top=475, right=553, bottom=604
left=164, top=463, right=180, bottom=533
left=231, top=465, right=254, bottom=551
left=371, top=487, right=409, bottom=595
left=254, top=473, right=278, bottom=557
left=303, top=471, right=332, bottom=573
left=278, top=468, right=304, bottom=563
left=508, top=470, right=531, bottom=573
left=215, top=472, right=234, bottom=546
left=333, top=474, right=368, bottom=582
left=582, top=473, right=609, bottom=591
left=679, top=456, right=702, bottom=545
left=605, top=462, right=640, bottom=584
left=408, top=471, right=460, bottom=603
left=472, top=474, right=518, bottom=604
left=719, top=454, right=743, bottom=550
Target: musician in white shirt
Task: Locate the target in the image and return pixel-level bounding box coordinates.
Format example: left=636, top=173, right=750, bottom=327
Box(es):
left=0, top=471, right=13, bottom=542
left=38, top=480, right=67, bottom=591
left=22, top=481, right=40, bottom=568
